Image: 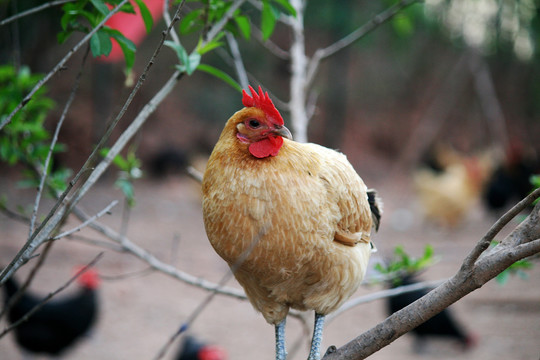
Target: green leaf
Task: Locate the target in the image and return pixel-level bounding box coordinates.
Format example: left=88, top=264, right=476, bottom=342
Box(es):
left=272, top=0, right=296, bottom=16
left=106, top=28, right=137, bottom=70
left=392, top=13, right=414, bottom=37
left=234, top=15, right=251, bottom=39
left=164, top=40, right=187, bottom=61
left=179, top=8, right=202, bottom=34
left=197, top=64, right=242, bottom=92
left=196, top=35, right=224, bottom=55
left=90, top=0, right=110, bottom=16
left=261, top=0, right=277, bottom=41
left=90, top=29, right=113, bottom=57
left=531, top=175, right=540, bottom=188
left=133, top=0, right=153, bottom=33
left=115, top=178, right=136, bottom=207
left=165, top=40, right=200, bottom=75
left=185, top=52, right=201, bottom=75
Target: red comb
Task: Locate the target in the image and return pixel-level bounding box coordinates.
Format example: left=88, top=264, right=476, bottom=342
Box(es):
left=242, top=85, right=284, bottom=126
left=74, top=266, right=100, bottom=290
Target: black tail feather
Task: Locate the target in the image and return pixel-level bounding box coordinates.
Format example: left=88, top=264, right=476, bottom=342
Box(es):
left=367, top=189, right=382, bottom=231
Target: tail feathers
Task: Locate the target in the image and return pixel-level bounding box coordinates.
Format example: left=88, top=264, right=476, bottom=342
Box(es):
left=367, top=189, right=383, bottom=231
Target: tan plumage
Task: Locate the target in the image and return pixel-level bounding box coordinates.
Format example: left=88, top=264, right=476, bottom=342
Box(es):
left=202, top=106, right=378, bottom=326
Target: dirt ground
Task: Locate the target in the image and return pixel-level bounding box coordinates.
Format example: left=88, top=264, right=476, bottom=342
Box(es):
left=1, top=174, right=539, bottom=360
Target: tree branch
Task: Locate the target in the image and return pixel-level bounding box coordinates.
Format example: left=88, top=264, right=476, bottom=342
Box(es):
left=0, top=1, right=186, bottom=285
left=0, top=0, right=75, bottom=27
left=323, top=194, right=540, bottom=359
left=51, top=200, right=118, bottom=241
left=226, top=32, right=249, bottom=90
left=28, top=45, right=90, bottom=238
left=306, top=0, right=421, bottom=88
left=70, top=206, right=246, bottom=300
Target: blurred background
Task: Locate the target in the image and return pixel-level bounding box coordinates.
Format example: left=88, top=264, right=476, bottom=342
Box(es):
left=1, top=0, right=539, bottom=359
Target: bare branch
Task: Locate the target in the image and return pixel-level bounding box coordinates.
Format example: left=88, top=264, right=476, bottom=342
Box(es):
left=251, top=25, right=290, bottom=60
left=462, top=187, right=540, bottom=271
left=306, top=0, right=421, bottom=88
left=51, top=200, right=119, bottom=241
left=186, top=166, right=204, bottom=183
left=163, top=0, right=181, bottom=45
left=327, top=279, right=446, bottom=323
left=0, top=0, right=75, bottom=27
left=70, top=206, right=246, bottom=300
left=226, top=32, right=249, bottom=90
left=205, top=0, right=246, bottom=43
left=0, top=0, right=130, bottom=131
left=0, top=241, right=55, bottom=322
left=468, top=51, right=509, bottom=155
left=323, top=195, right=540, bottom=360
left=0, top=1, right=186, bottom=284
left=28, top=45, right=90, bottom=238
left=289, top=0, right=309, bottom=142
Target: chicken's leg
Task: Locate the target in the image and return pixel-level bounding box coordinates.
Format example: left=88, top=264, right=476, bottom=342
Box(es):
left=307, top=313, right=326, bottom=360
left=275, top=318, right=287, bottom=360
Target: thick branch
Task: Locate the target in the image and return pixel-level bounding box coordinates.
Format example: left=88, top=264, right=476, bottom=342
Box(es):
left=324, top=198, right=540, bottom=360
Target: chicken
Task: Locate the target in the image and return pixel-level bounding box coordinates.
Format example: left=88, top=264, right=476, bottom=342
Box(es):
left=413, top=145, right=492, bottom=227
left=386, top=274, right=477, bottom=352
left=175, top=335, right=227, bottom=360
left=2, top=267, right=100, bottom=356
left=483, top=143, right=539, bottom=215
left=202, top=86, right=381, bottom=360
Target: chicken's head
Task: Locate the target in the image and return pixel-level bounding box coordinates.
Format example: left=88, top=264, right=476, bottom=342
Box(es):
left=235, top=85, right=292, bottom=158
left=74, top=266, right=100, bottom=290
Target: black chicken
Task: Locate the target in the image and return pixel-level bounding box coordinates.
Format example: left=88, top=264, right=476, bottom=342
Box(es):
left=175, top=335, right=227, bottom=360
left=387, top=275, right=477, bottom=352
left=2, top=268, right=99, bottom=356
left=483, top=144, right=539, bottom=214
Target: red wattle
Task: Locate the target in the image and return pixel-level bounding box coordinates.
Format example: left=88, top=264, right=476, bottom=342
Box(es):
left=248, top=136, right=284, bottom=158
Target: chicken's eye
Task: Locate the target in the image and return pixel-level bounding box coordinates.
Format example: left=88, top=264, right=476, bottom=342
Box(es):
left=248, top=119, right=261, bottom=128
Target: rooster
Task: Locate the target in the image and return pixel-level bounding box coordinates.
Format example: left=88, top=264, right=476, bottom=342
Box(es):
left=202, top=86, right=381, bottom=360
left=2, top=267, right=100, bottom=356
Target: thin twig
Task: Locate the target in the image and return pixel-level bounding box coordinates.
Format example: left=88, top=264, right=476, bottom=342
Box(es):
left=186, top=166, right=204, bottom=183
left=306, top=0, right=421, bottom=87
left=326, top=279, right=446, bottom=323
left=0, top=252, right=103, bottom=340
left=462, top=187, right=540, bottom=271
left=226, top=32, right=249, bottom=90
left=0, top=0, right=130, bottom=131
left=163, top=0, right=181, bottom=45
left=0, top=1, right=187, bottom=283
left=252, top=25, right=290, bottom=60
left=0, top=205, right=30, bottom=224
left=71, top=205, right=246, bottom=299
left=0, top=0, right=75, bottom=27
left=0, top=241, right=55, bottom=322
left=28, top=45, right=90, bottom=238
left=205, top=0, right=246, bottom=42
left=52, top=200, right=119, bottom=240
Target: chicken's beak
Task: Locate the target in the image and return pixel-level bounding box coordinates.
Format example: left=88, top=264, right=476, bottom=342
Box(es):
left=273, top=125, right=293, bottom=140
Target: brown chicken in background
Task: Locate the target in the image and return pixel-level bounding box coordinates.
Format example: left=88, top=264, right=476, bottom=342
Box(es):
left=202, top=86, right=381, bottom=360
left=413, top=144, right=493, bottom=227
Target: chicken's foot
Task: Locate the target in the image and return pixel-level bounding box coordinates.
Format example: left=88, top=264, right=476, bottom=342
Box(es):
left=308, top=313, right=325, bottom=360
left=275, top=318, right=287, bottom=360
